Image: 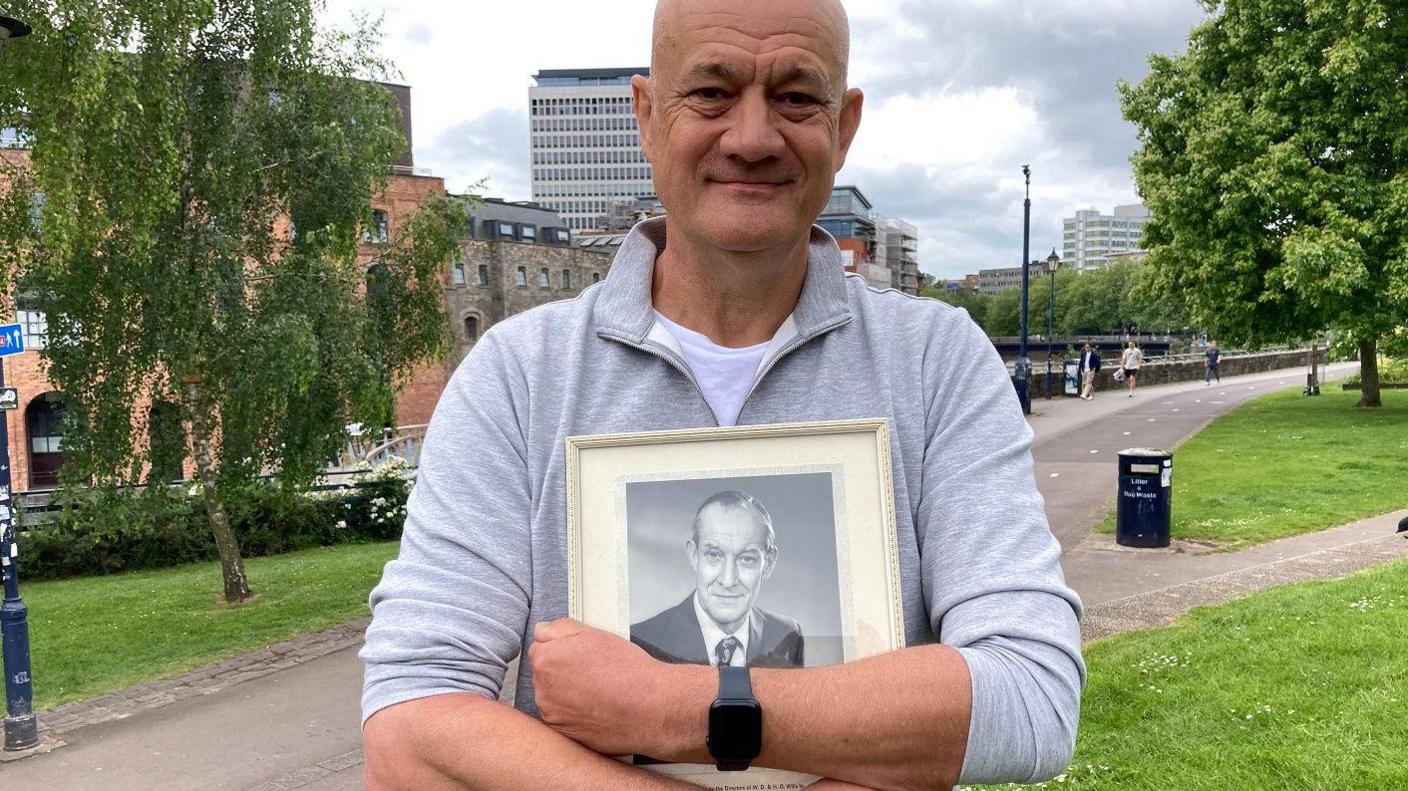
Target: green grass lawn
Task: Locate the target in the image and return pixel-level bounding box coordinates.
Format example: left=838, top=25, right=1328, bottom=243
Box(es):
left=24, top=541, right=398, bottom=710
left=1099, top=388, right=1408, bottom=548
left=976, top=558, right=1408, bottom=789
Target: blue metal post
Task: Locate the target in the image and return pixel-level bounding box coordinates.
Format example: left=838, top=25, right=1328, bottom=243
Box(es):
left=0, top=358, right=38, bottom=751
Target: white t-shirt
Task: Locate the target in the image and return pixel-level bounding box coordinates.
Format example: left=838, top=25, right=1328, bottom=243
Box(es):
left=653, top=311, right=770, bottom=427
left=1122, top=347, right=1143, bottom=369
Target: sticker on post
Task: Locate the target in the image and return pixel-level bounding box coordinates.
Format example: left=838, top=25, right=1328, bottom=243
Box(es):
left=1161, top=468, right=1172, bottom=488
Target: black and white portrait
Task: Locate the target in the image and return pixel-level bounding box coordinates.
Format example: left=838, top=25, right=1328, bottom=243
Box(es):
left=626, top=472, right=844, bottom=669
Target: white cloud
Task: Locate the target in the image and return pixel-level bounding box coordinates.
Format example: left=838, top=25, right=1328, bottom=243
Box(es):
left=320, top=0, right=1202, bottom=278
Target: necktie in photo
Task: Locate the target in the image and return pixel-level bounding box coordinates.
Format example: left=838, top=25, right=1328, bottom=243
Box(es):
left=715, top=636, right=743, bottom=667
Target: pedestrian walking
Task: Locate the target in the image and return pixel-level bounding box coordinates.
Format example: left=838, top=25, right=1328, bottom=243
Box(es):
left=1205, top=340, right=1221, bottom=384
left=1122, top=340, right=1144, bottom=397
left=1078, top=343, right=1101, bottom=400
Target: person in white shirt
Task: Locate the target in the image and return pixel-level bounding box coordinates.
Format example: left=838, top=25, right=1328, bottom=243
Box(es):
left=630, top=491, right=805, bottom=668
left=1121, top=340, right=1144, bottom=397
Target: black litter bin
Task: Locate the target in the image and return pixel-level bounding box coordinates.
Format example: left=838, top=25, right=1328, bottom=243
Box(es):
left=1116, top=448, right=1173, bottom=548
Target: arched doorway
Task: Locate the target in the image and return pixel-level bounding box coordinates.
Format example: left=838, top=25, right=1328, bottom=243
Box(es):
left=147, top=401, right=187, bottom=483
left=26, top=392, right=66, bottom=489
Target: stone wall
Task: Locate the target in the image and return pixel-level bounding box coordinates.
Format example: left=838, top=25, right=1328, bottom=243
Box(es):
left=443, top=240, right=614, bottom=366
left=1029, top=348, right=1329, bottom=398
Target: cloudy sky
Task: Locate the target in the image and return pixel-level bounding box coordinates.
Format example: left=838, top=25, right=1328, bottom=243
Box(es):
left=322, top=0, right=1207, bottom=279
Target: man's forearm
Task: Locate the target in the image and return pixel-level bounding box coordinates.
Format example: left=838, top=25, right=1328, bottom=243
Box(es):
left=364, top=692, right=695, bottom=791
left=650, top=645, right=972, bottom=791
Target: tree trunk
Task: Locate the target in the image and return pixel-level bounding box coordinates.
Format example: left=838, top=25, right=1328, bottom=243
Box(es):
left=186, top=382, right=253, bottom=603
left=1358, top=338, right=1382, bottom=409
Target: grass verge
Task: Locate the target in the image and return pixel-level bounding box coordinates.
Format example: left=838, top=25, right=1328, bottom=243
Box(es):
left=1097, top=388, right=1408, bottom=548
left=976, top=557, right=1408, bottom=789
left=24, top=541, right=398, bottom=710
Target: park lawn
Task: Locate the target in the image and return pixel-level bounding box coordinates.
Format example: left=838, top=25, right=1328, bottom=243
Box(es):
left=974, top=558, right=1408, bottom=789
left=1098, top=388, right=1408, bottom=548
left=24, top=541, right=398, bottom=710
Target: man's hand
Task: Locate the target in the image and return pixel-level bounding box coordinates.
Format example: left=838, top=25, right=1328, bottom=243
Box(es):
left=529, top=618, right=708, bottom=758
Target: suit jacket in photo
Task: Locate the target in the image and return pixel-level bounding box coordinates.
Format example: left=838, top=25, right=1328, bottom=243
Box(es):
left=1079, top=349, right=1102, bottom=372
left=631, top=595, right=805, bottom=668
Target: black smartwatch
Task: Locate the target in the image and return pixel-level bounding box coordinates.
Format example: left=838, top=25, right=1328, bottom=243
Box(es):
left=707, top=665, right=762, bottom=771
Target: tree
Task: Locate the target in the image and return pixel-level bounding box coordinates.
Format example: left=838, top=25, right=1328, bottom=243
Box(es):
left=1120, top=0, right=1408, bottom=408
left=922, top=285, right=992, bottom=331
left=0, top=1, right=466, bottom=602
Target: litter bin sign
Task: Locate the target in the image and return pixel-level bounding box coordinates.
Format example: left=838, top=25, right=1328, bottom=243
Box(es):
left=1116, top=448, right=1172, bottom=548
left=1063, top=360, right=1081, bottom=396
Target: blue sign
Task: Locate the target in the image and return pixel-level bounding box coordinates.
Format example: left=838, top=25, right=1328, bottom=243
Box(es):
left=0, top=323, right=23, bottom=358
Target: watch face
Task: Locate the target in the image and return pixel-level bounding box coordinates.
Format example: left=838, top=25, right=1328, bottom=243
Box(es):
left=708, top=700, right=763, bottom=761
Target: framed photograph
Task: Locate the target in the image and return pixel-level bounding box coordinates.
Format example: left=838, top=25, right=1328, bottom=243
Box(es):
left=566, top=419, right=905, bottom=790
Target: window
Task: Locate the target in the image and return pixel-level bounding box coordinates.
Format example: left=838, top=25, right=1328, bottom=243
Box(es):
left=451, top=259, right=466, bottom=285
left=539, top=268, right=551, bottom=288
left=363, top=209, right=389, bottom=243
left=592, top=272, right=602, bottom=284
left=15, top=297, right=47, bottom=350
left=515, top=267, right=528, bottom=287
left=477, top=264, right=489, bottom=287
left=561, top=269, right=572, bottom=289
left=499, top=222, right=515, bottom=238
left=464, top=315, right=479, bottom=343
left=521, top=225, right=537, bottom=242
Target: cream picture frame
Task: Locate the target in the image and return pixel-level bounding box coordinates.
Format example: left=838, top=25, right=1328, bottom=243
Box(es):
left=565, top=419, right=905, bottom=789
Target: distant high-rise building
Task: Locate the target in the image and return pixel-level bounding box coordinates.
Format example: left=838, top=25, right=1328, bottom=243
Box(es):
left=529, top=68, right=654, bottom=231
left=880, top=219, right=920, bottom=294
left=816, top=186, right=922, bottom=293
left=1061, top=203, right=1151, bottom=272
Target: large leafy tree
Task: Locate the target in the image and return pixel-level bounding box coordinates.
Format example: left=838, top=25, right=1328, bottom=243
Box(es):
left=1121, top=0, right=1408, bottom=408
left=0, top=1, right=465, bottom=601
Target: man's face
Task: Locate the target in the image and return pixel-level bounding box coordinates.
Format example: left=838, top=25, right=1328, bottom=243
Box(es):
left=687, top=505, right=777, bottom=630
left=633, top=0, right=863, bottom=252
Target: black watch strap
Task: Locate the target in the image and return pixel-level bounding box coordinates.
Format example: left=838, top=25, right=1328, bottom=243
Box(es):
left=718, top=665, right=753, bottom=701
left=710, top=666, right=759, bottom=772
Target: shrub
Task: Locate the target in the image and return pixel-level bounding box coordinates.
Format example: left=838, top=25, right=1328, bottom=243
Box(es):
left=16, top=467, right=413, bottom=581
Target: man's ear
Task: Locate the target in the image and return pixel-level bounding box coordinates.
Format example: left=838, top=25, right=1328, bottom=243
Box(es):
left=762, top=545, right=779, bottom=579
left=834, top=87, right=864, bottom=172
left=686, top=538, right=698, bottom=572
left=631, top=74, right=655, bottom=164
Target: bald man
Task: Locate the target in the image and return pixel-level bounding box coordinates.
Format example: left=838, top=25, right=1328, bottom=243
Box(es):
left=362, top=1, right=1083, bottom=789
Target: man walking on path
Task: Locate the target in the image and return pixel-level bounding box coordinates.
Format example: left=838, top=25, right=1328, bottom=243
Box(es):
left=1205, top=340, right=1221, bottom=385
left=1122, top=340, right=1143, bottom=397
left=1078, top=343, right=1101, bottom=400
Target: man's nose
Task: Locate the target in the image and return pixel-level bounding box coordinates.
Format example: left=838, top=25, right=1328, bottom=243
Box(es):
left=718, top=89, right=786, bottom=164
left=719, top=558, right=739, bottom=588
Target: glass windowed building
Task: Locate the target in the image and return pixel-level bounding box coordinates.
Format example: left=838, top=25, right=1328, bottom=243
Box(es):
left=529, top=68, right=654, bottom=231
left=1062, top=204, right=1151, bottom=272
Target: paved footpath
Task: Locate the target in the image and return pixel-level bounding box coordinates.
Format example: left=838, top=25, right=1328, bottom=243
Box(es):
left=5, top=362, right=1406, bottom=790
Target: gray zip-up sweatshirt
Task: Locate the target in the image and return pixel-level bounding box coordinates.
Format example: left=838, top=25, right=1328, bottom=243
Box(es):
left=361, top=218, right=1085, bottom=784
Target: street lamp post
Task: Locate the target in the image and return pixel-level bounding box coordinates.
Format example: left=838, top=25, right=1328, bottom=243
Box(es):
left=1045, top=249, right=1059, bottom=399
left=1014, top=165, right=1032, bottom=415
left=0, top=12, right=38, bottom=755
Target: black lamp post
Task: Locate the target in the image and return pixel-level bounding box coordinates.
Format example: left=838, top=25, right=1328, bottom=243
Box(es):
left=1013, top=165, right=1032, bottom=415
left=0, top=11, right=38, bottom=755
left=1045, top=248, right=1059, bottom=399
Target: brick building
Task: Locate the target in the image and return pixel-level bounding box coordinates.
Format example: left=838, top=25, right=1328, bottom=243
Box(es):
left=1, top=84, right=612, bottom=492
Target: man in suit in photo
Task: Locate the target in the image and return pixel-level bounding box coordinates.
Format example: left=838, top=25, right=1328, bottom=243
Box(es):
left=632, top=490, right=804, bottom=668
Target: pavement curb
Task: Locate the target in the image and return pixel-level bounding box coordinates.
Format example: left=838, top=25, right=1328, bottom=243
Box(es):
left=34, top=617, right=370, bottom=741
left=1081, top=534, right=1408, bottom=642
